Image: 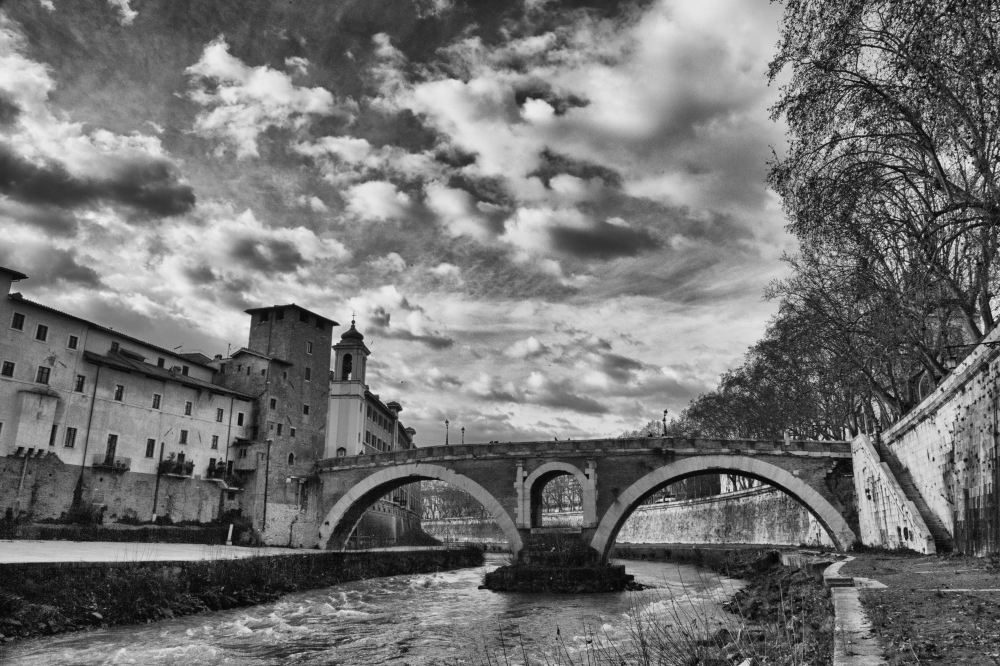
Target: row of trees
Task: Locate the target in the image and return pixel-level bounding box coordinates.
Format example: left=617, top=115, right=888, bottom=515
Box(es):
left=666, top=0, right=1000, bottom=438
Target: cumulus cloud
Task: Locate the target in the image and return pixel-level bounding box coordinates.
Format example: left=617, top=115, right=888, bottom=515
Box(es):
left=186, top=38, right=348, bottom=158
left=0, top=14, right=194, bottom=228
left=505, top=336, right=549, bottom=359
left=345, top=180, right=411, bottom=221
left=106, top=0, right=137, bottom=25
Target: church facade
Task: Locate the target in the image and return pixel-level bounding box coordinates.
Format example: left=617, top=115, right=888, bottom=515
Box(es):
left=0, top=265, right=420, bottom=547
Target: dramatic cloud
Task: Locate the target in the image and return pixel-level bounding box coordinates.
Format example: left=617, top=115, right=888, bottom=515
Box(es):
left=0, top=0, right=793, bottom=442
left=186, top=38, right=348, bottom=158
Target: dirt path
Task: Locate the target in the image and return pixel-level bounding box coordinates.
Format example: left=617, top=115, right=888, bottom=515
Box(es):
left=842, top=553, right=1000, bottom=665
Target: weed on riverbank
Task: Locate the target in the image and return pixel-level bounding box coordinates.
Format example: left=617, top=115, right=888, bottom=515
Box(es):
left=0, top=547, right=483, bottom=642
left=475, top=550, right=833, bottom=666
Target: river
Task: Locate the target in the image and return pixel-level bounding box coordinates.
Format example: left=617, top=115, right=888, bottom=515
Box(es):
left=0, top=555, right=743, bottom=666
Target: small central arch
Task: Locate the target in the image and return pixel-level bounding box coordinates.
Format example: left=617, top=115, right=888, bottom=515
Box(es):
left=590, top=455, right=856, bottom=561
left=521, top=462, right=596, bottom=528
left=319, top=463, right=523, bottom=557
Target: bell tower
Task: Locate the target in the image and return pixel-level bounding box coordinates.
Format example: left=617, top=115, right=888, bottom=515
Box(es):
left=326, top=318, right=371, bottom=457
left=333, top=318, right=368, bottom=383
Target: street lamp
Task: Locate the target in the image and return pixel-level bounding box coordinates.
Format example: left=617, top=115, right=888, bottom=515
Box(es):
left=461, top=427, right=465, bottom=445
left=662, top=409, right=668, bottom=436
left=445, top=419, right=449, bottom=446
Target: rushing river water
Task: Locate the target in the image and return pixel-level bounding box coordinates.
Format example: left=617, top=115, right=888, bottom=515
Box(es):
left=0, top=555, right=742, bottom=666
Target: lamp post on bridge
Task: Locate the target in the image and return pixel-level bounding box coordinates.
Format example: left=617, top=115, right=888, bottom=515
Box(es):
left=461, top=427, right=465, bottom=445
left=445, top=419, right=449, bottom=446
left=662, top=409, right=668, bottom=436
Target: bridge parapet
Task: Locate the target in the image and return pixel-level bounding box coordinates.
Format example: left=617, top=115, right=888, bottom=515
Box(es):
left=314, top=436, right=851, bottom=471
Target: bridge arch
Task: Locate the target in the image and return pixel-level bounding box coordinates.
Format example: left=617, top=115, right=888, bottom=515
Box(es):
left=522, top=462, right=596, bottom=528
left=318, top=463, right=524, bottom=557
left=590, top=454, right=856, bottom=560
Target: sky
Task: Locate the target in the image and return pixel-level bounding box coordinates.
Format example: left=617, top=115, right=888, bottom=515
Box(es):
left=0, top=0, right=793, bottom=445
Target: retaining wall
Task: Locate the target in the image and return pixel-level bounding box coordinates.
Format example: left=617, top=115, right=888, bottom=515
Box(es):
left=425, top=486, right=835, bottom=547
left=0, top=454, right=232, bottom=524
left=874, top=325, right=1000, bottom=555
left=851, top=435, right=935, bottom=553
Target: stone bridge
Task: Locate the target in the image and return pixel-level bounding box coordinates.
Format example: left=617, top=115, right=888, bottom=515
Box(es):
left=314, top=437, right=857, bottom=561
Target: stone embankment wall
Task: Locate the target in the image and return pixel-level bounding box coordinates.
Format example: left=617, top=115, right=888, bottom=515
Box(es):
left=852, top=434, right=935, bottom=553
left=873, top=326, right=1000, bottom=555
left=424, top=486, right=835, bottom=547
left=0, top=454, right=232, bottom=524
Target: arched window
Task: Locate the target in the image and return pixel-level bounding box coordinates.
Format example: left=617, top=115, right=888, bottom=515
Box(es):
left=342, top=353, right=353, bottom=380
left=336, top=447, right=347, bottom=457
left=287, top=452, right=295, bottom=465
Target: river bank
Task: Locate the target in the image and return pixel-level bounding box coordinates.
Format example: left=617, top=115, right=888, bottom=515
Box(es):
left=0, top=546, right=483, bottom=643
left=610, top=546, right=835, bottom=665
left=843, top=552, right=1000, bottom=665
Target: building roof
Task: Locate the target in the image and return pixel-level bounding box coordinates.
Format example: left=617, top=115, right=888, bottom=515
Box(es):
left=179, top=351, right=214, bottom=365
left=244, top=303, right=339, bottom=327
left=0, top=266, right=28, bottom=281
left=230, top=347, right=293, bottom=365
left=8, top=294, right=215, bottom=369
left=83, top=350, right=254, bottom=401
left=340, top=322, right=364, bottom=341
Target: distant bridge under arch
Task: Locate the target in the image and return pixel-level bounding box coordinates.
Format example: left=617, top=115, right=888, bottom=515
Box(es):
left=315, top=437, right=856, bottom=561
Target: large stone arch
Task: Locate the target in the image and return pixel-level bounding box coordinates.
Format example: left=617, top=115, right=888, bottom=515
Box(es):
left=318, top=463, right=523, bottom=557
left=520, top=461, right=596, bottom=528
left=590, top=455, right=856, bottom=560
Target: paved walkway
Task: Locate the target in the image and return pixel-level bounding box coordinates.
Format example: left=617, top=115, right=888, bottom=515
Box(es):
left=823, top=558, right=888, bottom=666
left=0, top=541, right=468, bottom=565
left=0, top=540, right=306, bottom=564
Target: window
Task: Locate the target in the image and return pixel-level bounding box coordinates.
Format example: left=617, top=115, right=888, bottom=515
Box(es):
left=282, top=371, right=287, bottom=379
left=275, top=309, right=284, bottom=320
left=181, top=366, right=189, bottom=376
left=316, top=320, right=324, bottom=331
left=299, top=312, right=308, bottom=323
left=157, top=358, right=165, bottom=368
left=237, top=412, right=245, bottom=426
left=220, top=363, right=226, bottom=373
left=67, top=335, right=79, bottom=350
left=269, top=398, right=277, bottom=409
left=179, top=429, right=188, bottom=444
left=10, top=312, right=24, bottom=330
left=211, top=435, right=219, bottom=450
left=365, top=431, right=370, bottom=444
left=290, top=427, right=296, bottom=438
left=251, top=425, right=259, bottom=439
left=287, top=452, right=295, bottom=465
left=145, top=438, right=156, bottom=458
left=336, top=447, right=346, bottom=457
left=152, top=393, right=161, bottom=409
left=306, top=341, right=313, bottom=354
left=114, top=384, right=124, bottom=401
left=261, top=369, right=266, bottom=376
left=36, top=366, right=51, bottom=384
left=35, top=324, right=48, bottom=342
left=111, top=341, right=120, bottom=352
left=184, top=401, right=192, bottom=416
left=1, top=361, right=14, bottom=377
left=216, top=408, right=224, bottom=422
left=366, top=406, right=372, bottom=418
left=260, top=312, right=269, bottom=323
left=74, top=375, right=85, bottom=392
left=304, top=367, right=311, bottom=381
left=64, top=427, right=77, bottom=448
left=276, top=423, right=283, bottom=436
left=302, top=404, right=310, bottom=415
left=48, top=424, right=58, bottom=447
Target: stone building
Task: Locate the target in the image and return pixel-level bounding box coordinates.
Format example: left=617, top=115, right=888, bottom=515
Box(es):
left=0, top=265, right=421, bottom=547
left=0, top=266, right=252, bottom=524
